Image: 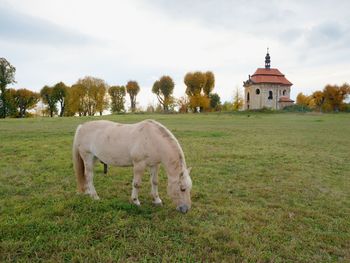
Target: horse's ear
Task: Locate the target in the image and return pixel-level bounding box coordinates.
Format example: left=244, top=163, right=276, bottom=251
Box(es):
left=187, top=167, right=192, bottom=174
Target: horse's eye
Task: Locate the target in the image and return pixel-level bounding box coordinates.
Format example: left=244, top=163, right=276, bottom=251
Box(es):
left=180, top=187, right=186, bottom=192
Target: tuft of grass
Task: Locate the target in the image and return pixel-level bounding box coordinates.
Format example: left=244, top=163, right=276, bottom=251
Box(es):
left=1, top=113, right=350, bottom=262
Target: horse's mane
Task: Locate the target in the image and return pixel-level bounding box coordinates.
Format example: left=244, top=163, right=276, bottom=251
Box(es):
left=145, top=119, right=186, bottom=169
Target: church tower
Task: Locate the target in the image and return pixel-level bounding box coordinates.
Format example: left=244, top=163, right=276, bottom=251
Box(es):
left=243, top=50, right=294, bottom=110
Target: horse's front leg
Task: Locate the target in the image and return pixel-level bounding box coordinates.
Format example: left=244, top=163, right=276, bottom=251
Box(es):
left=150, top=164, right=162, bottom=206
left=131, top=161, right=146, bottom=206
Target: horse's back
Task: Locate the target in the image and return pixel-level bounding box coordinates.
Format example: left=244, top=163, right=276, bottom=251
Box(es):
left=75, top=120, right=160, bottom=166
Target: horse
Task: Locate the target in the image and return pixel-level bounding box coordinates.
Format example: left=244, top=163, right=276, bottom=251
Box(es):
left=72, top=119, right=192, bottom=213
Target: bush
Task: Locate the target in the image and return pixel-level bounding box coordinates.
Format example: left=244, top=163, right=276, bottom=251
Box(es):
left=283, top=104, right=312, bottom=112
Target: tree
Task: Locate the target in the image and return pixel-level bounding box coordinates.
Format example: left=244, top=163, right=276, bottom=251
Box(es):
left=203, top=71, right=215, bottom=97
left=126, top=81, right=140, bottom=112
left=152, top=76, right=175, bottom=112
left=209, top=93, right=221, bottom=111
left=222, top=101, right=234, bottom=112
left=108, top=85, right=126, bottom=113
left=184, top=71, right=215, bottom=112
left=0, top=58, right=16, bottom=118
left=296, top=92, right=313, bottom=111
left=323, top=83, right=350, bottom=112
left=53, top=82, right=68, bottom=117
left=74, top=76, right=108, bottom=116
left=312, top=90, right=325, bottom=112
left=66, top=83, right=88, bottom=116
left=177, top=96, right=189, bottom=113
left=14, top=89, right=39, bottom=117
left=40, top=86, right=58, bottom=117
left=184, top=72, right=206, bottom=97
left=188, top=94, right=210, bottom=112
left=5, top=88, right=18, bottom=117
left=93, top=83, right=108, bottom=116
left=232, top=87, right=244, bottom=111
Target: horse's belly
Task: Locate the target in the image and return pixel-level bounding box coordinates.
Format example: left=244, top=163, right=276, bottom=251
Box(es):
left=97, top=152, right=133, bottom=167
left=109, top=158, right=133, bottom=167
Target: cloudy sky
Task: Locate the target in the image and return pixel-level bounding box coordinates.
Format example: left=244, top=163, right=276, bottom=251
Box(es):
left=1, top=0, right=350, bottom=108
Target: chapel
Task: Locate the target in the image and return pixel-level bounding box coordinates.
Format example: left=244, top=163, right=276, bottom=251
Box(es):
left=243, top=50, right=294, bottom=110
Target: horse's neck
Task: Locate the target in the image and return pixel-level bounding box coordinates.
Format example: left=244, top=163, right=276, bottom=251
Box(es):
left=161, top=147, right=185, bottom=179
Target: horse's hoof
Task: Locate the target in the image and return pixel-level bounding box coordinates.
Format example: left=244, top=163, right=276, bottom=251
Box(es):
left=132, top=199, right=141, bottom=206
left=92, top=195, right=100, bottom=200
left=153, top=198, right=163, bottom=206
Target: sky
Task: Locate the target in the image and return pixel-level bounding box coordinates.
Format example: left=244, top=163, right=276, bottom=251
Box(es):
left=1, top=0, right=350, bottom=109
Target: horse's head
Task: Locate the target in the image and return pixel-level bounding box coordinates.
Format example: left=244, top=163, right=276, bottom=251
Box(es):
left=168, top=167, right=192, bottom=213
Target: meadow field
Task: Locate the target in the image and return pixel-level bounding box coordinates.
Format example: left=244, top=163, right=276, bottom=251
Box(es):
left=0, top=112, right=349, bottom=262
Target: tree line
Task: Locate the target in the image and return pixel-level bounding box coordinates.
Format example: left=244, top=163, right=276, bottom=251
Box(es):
left=0, top=58, right=224, bottom=118
left=296, top=84, right=350, bottom=112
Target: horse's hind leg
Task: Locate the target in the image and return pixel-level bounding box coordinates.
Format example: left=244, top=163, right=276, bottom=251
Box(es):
left=82, top=153, right=100, bottom=200
left=150, top=164, right=162, bottom=206
left=131, top=161, right=146, bottom=206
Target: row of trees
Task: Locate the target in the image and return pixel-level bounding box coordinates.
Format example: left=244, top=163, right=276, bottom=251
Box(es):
left=39, top=78, right=143, bottom=117
left=1, top=58, right=225, bottom=117
left=296, top=83, right=350, bottom=112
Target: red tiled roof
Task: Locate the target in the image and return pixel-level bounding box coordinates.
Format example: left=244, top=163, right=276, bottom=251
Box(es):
left=250, top=68, right=292, bottom=86
left=278, top=96, right=294, bottom=102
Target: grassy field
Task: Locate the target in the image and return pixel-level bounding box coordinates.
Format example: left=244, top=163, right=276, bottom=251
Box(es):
left=1, top=112, right=350, bottom=262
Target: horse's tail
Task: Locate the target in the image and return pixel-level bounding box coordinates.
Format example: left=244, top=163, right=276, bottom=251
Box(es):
left=73, top=125, right=86, bottom=193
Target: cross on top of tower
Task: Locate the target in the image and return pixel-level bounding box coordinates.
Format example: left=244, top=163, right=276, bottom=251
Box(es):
left=265, top=48, right=271, bottom=69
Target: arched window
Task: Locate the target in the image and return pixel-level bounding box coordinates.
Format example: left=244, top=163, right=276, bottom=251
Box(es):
left=256, top=89, right=260, bottom=95
left=247, top=92, right=250, bottom=102
left=283, top=90, right=287, bottom=96
left=268, top=91, right=273, bottom=100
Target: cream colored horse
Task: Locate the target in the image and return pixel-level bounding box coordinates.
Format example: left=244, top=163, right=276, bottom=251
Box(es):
left=72, top=119, right=192, bottom=213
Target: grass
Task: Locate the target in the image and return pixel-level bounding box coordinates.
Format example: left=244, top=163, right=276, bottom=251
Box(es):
left=0, top=112, right=350, bottom=262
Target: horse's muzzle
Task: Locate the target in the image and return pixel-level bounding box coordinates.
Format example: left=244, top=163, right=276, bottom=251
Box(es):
left=176, top=204, right=189, bottom=214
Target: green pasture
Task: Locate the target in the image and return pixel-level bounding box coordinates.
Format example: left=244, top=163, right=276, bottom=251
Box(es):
left=1, top=113, right=349, bottom=262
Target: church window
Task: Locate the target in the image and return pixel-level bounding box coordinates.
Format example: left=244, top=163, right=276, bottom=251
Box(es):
left=268, top=91, right=273, bottom=100
left=283, top=90, right=287, bottom=96
left=247, top=92, right=250, bottom=102
left=256, top=89, right=260, bottom=95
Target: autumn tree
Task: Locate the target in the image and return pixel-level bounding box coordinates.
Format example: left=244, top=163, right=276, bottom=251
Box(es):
left=177, top=96, right=189, bottom=113
left=184, top=71, right=215, bottom=112
left=40, top=85, right=58, bottom=117
left=108, top=85, right=126, bottom=113
left=66, top=83, right=88, bottom=116
left=152, top=76, right=175, bottom=112
left=74, top=76, right=108, bottom=116
left=53, top=82, right=68, bottom=117
left=323, top=83, right=350, bottom=112
left=232, top=87, right=244, bottom=111
left=63, top=86, right=76, bottom=116
left=296, top=92, right=313, bottom=110
left=94, top=84, right=108, bottom=116
left=203, top=71, right=215, bottom=97
left=14, top=89, right=39, bottom=117
left=126, top=81, right=140, bottom=112
left=5, top=88, right=18, bottom=117
left=0, top=58, right=16, bottom=118
left=312, top=90, right=325, bottom=112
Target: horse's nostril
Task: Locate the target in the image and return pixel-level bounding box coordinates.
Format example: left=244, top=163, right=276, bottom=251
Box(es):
left=177, top=204, right=188, bottom=214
